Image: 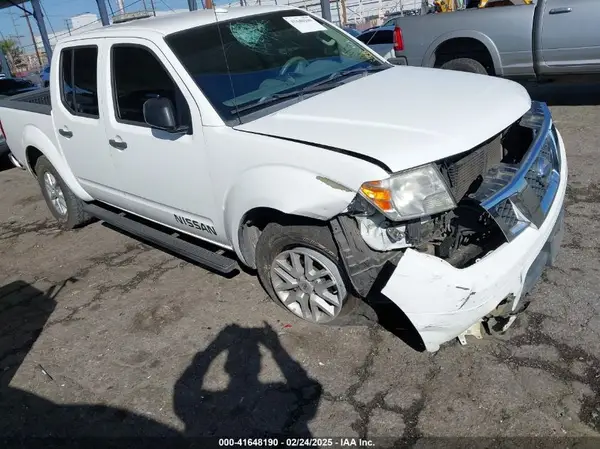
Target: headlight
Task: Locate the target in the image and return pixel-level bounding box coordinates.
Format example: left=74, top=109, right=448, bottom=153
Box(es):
left=359, top=163, right=456, bottom=221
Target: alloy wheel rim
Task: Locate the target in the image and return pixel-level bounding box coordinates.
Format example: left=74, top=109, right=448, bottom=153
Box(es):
left=270, top=247, right=346, bottom=323
left=44, top=172, right=67, bottom=216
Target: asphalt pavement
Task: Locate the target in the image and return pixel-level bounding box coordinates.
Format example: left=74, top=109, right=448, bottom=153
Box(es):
left=1, top=82, right=600, bottom=445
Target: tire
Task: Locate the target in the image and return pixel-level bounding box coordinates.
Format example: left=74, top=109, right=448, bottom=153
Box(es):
left=255, top=221, right=359, bottom=326
left=35, top=156, right=90, bottom=230
left=440, top=57, right=488, bottom=75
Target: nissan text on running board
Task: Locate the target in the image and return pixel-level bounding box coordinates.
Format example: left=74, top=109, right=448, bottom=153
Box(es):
left=0, top=6, right=566, bottom=351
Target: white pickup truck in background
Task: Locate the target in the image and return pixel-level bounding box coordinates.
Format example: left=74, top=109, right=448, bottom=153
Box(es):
left=0, top=6, right=567, bottom=351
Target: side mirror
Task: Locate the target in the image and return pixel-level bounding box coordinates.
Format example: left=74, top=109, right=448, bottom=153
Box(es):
left=143, top=97, right=188, bottom=133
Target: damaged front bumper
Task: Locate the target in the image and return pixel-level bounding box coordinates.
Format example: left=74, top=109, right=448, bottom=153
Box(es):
left=381, top=104, right=568, bottom=352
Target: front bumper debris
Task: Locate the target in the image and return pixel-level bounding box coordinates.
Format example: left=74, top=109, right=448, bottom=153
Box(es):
left=380, top=103, right=568, bottom=351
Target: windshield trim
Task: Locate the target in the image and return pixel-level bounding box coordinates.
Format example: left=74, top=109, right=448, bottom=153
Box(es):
left=164, top=9, right=388, bottom=126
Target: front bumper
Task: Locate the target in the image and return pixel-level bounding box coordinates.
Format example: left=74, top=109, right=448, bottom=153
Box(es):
left=381, top=103, right=568, bottom=352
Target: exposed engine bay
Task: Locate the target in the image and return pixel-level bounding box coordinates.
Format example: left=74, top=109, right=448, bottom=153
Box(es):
left=332, top=115, right=536, bottom=298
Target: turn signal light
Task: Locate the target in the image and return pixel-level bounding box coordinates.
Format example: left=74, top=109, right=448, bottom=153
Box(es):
left=359, top=180, right=393, bottom=212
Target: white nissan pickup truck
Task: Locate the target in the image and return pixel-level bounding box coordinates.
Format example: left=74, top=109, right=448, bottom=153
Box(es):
left=0, top=6, right=567, bottom=351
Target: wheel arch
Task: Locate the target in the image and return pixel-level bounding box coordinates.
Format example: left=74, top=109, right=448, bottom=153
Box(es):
left=224, top=165, right=357, bottom=268
left=238, top=207, right=333, bottom=270
left=422, top=31, right=503, bottom=77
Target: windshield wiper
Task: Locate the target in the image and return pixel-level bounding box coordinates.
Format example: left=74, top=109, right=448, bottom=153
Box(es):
left=231, top=81, right=343, bottom=115
left=231, top=64, right=390, bottom=116
left=335, top=64, right=391, bottom=79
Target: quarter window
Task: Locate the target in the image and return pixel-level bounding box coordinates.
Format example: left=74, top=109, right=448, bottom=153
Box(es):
left=60, top=46, right=99, bottom=118
left=111, top=45, right=191, bottom=129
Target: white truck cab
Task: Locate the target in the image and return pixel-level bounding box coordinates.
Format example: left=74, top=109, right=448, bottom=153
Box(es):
left=0, top=6, right=567, bottom=351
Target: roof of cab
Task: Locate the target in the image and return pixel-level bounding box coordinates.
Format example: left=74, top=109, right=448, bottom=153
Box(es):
left=60, top=5, right=296, bottom=43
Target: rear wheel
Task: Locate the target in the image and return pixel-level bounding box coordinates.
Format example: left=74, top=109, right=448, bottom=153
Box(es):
left=35, top=156, right=90, bottom=230
left=255, top=221, right=358, bottom=325
left=440, top=57, right=488, bottom=75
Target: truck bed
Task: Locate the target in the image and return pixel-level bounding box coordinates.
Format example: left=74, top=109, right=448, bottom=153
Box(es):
left=0, top=87, right=55, bottom=168
left=0, top=88, right=51, bottom=115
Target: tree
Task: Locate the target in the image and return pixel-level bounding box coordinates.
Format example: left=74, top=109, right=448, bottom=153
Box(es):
left=0, top=39, right=25, bottom=73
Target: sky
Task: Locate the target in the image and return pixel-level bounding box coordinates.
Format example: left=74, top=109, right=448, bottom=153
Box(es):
left=0, top=0, right=201, bottom=52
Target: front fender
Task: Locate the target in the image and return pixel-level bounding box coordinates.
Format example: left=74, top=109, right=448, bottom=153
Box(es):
left=22, top=124, right=93, bottom=202
left=223, top=165, right=356, bottom=264
left=422, top=30, right=504, bottom=77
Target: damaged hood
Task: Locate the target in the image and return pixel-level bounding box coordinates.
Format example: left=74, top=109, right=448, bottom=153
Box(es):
left=234, top=66, right=532, bottom=172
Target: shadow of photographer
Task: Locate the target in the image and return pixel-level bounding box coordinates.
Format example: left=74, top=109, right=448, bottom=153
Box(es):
left=174, top=322, right=322, bottom=437
left=0, top=280, right=322, bottom=441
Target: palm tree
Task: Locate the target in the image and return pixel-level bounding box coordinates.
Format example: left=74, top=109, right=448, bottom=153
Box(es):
left=0, top=39, right=24, bottom=74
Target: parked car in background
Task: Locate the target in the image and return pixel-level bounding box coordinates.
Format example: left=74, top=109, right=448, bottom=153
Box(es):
left=356, top=26, right=395, bottom=59
left=342, top=27, right=361, bottom=37
left=389, top=0, right=600, bottom=79
left=0, top=78, right=39, bottom=100
left=40, top=66, right=50, bottom=87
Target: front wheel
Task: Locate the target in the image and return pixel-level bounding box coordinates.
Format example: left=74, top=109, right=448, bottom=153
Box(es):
left=35, top=156, right=90, bottom=230
left=255, top=222, right=358, bottom=325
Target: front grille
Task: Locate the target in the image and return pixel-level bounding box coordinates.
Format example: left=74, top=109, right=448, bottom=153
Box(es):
left=442, top=135, right=503, bottom=201
left=493, top=199, right=518, bottom=229
left=524, top=169, right=546, bottom=202
left=523, top=136, right=555, bottom=202
left=473, top=102, right=561, bottom=241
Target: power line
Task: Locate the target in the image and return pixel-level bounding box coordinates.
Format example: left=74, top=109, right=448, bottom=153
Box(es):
left=15, top=0, right=150, bottom=53
left=158, top=0, right=175, bottom=11
left=22, top=12, right=43, bottom=66
left=40, top=1, right=57, bottom=37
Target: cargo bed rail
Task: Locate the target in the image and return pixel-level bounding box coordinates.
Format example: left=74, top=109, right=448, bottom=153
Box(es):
left=0, top=88, right=51, bottom=115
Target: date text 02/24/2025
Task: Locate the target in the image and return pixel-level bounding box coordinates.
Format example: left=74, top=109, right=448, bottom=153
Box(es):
left=218, top=438, right=376, bottom=447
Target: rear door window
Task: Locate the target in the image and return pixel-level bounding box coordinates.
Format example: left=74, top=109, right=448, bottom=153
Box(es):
left=60, top=46, right=99, bottom=118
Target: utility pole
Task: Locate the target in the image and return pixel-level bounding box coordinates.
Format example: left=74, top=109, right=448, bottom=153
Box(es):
left=95, top=0, right=111, bottom=26
left=22, top=13, right=43, bottom=67
left=340, top=0, right=347, bottom=25
left=188, top=0, right=199, bottom=10
left=116, top=0, right=126, bottom=13
left=31, top=0, right=53, bottom=61
left=149, top=0, right=156, bottom=16
left=320, top=0, right=332, bottom=21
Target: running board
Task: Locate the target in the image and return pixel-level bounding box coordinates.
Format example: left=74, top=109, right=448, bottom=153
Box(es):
left=84, top=203, right=238, bottom=274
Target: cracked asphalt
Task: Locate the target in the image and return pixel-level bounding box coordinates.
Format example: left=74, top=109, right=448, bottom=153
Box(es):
left=1, top=82, right=600, bottom=445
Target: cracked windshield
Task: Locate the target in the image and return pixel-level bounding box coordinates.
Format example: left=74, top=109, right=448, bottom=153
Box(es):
left=166, top=10, right=386, bottom=122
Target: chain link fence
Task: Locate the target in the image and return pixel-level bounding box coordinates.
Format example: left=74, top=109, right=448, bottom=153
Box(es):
left=219, top=0, right=432, bottom=30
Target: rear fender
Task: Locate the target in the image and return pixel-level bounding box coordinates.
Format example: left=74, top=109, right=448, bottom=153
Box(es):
left=22, top=124, right=93, bottom=202
left=423, top=31, right=504, bottom=77
left=223, top=165, right=357, bottom=264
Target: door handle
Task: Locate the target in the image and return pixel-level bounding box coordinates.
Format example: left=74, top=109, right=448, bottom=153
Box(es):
left=58, top=128, right=73, bottom=138
left=549, top=7, right=572, bottom=14
left=109, top=139, right=127, bottom=150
